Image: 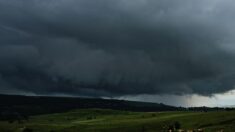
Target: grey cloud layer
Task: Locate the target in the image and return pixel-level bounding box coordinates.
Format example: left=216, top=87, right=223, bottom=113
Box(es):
left=1, top=0, right=235, bottom=96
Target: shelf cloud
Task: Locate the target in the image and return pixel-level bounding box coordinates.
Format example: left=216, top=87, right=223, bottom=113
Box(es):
left=1, top=0, right=235, bottom=97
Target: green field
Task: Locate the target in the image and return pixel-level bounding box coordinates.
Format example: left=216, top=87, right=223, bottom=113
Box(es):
left=0, top=109, right=235, bottom=132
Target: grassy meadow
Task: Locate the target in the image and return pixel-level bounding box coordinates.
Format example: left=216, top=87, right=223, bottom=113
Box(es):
left=0, top=109, right=234, bottom=132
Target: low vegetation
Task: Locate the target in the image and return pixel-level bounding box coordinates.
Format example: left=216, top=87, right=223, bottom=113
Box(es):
left=0, top=109, right=235, bottom=132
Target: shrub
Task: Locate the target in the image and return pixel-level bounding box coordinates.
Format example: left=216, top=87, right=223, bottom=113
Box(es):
left=174, top=121, right=181, bottom=130
left=22, top=128, right=33, bottom=132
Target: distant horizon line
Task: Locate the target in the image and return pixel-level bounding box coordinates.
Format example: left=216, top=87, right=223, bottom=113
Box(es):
left=1, top=93, right=234, bottom=108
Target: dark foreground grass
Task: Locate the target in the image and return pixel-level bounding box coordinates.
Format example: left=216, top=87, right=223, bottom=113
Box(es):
left=0, top=109, right=235, bottom=132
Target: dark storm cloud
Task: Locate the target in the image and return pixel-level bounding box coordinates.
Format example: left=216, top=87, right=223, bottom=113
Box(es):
left=1, top=0, right=235, bottom=96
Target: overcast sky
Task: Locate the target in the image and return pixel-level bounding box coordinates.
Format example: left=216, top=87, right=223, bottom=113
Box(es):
left=1, top=0, right=235, bottom=106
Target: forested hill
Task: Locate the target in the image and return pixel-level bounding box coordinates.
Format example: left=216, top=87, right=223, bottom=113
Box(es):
left=0, top=94, right=179, bottom=116
left=0, top=94, right=232, bottom=119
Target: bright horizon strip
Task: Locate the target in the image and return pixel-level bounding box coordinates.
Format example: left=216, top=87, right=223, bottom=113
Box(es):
left=117, top=89, right=235, bottom=107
